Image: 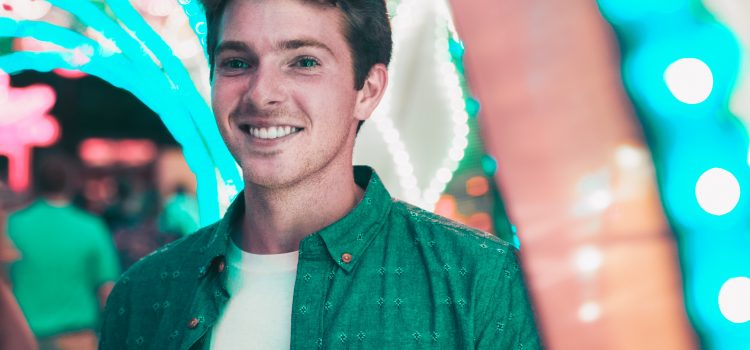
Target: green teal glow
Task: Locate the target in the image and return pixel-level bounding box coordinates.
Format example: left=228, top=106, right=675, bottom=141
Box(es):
left=449, top=38, right=465, bottom=59
left=0, top=0, right=242, bottom=223
left=481, top=154, right=498, bottom=176
left=598, top=0, right=750, bottom=347
left=465, top=97, right=480, bottom=117
left=512, top=235, right=520, bottom=249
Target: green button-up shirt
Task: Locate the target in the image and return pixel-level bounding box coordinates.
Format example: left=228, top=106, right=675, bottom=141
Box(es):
left=100, top=167, right=541, bottom=349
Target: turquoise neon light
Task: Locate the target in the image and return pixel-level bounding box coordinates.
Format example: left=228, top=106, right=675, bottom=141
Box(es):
left=0, top=1, right=242, bottom=223
left=599, top=0, right=750, bottom=348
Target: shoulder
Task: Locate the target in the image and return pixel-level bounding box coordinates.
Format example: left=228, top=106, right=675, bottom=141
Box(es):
left=385, top=199, right=522, bottom=287
left=6, top=203, right=36, bottom=224
left=116, top=222, right=220, bottom=287
left=106, top=221, right=220, bottom=311
left=389, top=199, right=515, bottom=256
left=101, top=222, right=222, bottom=346
left=10, top=203, right=100, bottom=229
left=6, top=204, right=39, bottom=237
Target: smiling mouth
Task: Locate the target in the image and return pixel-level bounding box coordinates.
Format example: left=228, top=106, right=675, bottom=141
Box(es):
left=239, top=125, right=303, bottom=140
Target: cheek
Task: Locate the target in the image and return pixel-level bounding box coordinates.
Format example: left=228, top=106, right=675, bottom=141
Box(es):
left=211, top=82, right=237, bottom=118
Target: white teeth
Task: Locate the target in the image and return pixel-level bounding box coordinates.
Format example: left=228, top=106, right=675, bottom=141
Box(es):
left=247, top=126, right=300, bottom=139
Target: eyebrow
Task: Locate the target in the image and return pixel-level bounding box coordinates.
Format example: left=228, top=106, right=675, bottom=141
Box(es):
left=277, top=39, right=334, bottom=56
left=214, top=41, right=253, bottom=57
left=214, top=38, right=334, bottom=57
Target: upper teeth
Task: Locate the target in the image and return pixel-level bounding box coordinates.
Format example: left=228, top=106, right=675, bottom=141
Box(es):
left=248, top=126, right=300, bottom=139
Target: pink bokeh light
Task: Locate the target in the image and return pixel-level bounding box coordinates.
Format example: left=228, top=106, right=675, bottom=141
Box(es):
left=0, top=71, right=61, bottom=192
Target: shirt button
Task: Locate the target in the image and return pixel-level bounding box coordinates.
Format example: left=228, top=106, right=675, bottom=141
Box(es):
left=188, top=317, right=200, bottom=329
left=341, top=253, right=352, bottom=263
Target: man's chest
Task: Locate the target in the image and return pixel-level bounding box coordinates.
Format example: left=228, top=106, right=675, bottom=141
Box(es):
left=126, top=254, right=481, bottom=350
left=285, top=257, right=477, bottom=349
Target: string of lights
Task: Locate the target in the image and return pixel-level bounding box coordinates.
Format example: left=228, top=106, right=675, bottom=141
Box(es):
left=599, top=0, right=750, bottom=347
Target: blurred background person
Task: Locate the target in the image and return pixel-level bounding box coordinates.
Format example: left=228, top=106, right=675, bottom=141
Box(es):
left=154, top=147, right=201, bottom=238
left=0, top=184, right=37, bottom=350
left=112, top=187, right=179, bottom=270
left=158, top=184, right=200, bottom=237
left=7, top=154, right=120, bottom=350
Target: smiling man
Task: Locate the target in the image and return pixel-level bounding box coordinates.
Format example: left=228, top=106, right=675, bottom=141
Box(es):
left=100, top=0, right=541, bottom=349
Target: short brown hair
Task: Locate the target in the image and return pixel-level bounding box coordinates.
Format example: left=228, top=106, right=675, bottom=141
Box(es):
left=34, top=153, right=77, bottom=197
left=201, top=0, right=393, bottom=90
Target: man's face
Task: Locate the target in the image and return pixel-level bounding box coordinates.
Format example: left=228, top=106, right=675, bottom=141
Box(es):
left=212, top=0, right=364, bottom=189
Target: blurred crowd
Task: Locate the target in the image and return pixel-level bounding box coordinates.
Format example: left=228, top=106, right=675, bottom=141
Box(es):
left=0, top=149, right=200, bottom=349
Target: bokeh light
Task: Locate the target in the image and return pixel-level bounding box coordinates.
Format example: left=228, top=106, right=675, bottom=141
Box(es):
left=664, top=58, right=714, bottom=104
left=695, top=167, right=740, bottom=216
left=465, top=176, right=489, bottom=197
left=573, top=246, right=604, bottom=275
left=718, top=277, right=750, bottom=324
left=578, top=302, right=601, bottom=323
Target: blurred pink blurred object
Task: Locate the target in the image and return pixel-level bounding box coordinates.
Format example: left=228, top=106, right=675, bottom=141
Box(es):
left=450, top=0, right=697, bottom=348
left=0, top=71, right=60, bottom=192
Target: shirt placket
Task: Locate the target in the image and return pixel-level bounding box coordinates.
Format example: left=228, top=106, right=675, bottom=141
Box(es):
left=180, top=256, right=230, bottom=350
left=290, top=235, right=334, bottom=349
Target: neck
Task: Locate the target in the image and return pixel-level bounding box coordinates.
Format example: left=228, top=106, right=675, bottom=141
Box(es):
left=43, top=194, right=70, bottom=206
left=236, top=164, right=364, bottom=254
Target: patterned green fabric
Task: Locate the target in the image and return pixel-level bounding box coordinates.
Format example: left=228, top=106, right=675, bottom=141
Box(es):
left=100, top=167, right=541, bottom=349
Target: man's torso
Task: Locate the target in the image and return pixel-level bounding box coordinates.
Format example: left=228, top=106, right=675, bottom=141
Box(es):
left=100, top=168, right=540, bottom=349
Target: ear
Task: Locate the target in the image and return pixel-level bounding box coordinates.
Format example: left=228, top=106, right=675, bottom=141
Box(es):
left=353, top=63, right=388, bottom=122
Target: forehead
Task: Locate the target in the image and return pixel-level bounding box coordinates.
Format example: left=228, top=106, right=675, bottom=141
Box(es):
left=217, top=0, right=346, bottom=51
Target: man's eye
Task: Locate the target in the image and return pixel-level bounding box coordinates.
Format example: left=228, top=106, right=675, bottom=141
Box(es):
left=294, top=57, right=320, bottom=69
left=219, top=59, right=249, bottom=70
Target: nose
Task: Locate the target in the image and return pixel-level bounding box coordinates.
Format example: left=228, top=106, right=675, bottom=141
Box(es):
left=243, top=64, right=286, bottom=109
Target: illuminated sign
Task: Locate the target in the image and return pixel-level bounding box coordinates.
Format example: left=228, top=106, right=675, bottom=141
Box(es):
left=0, top=71, right=60, bottom=192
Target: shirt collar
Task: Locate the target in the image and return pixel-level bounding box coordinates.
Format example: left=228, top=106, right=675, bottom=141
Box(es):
left=198, top=166, right=392, bottom=275
left=313, top=166, right=392, bottom=273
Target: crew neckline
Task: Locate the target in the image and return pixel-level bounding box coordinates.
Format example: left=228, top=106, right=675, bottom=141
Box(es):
left=226, top=239, right=299, bottom=273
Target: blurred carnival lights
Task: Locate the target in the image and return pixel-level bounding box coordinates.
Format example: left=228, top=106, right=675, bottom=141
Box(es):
left=0, top=0, right=243, bottom=222
left=599, top=0, right=750, bottom=347
left=0, top=0, right=52, bottom=21
left=573, top=245, right=604, bottom=276
left=578, top=302, right=601, bottom=323
left=369, top=0, right=470, bottom=210
left=718, top=277, right=750, bottom=324
left=0, top=0, right=472, bottom=219
left=664, top=58, right=714, bottom=104
left=695, top=167, right=741, bottom=216
left=614, top=144, right=647, bottom=169
left=0, top=71, right=60, bottom=192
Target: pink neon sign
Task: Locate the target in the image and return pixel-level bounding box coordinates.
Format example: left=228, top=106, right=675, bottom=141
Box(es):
left=0, top=71, right=61, bottom=192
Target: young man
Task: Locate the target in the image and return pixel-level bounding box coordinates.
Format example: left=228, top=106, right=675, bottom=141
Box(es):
left=100, top=0, right=541, bottom=349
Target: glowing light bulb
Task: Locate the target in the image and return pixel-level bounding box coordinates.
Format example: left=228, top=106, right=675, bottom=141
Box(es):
left=578, top=302, right=601, bottom=323
left=664, top=58, right=714, bottom=104
left=574, top=246, right=603, bottom=274
left=614, top=144, right=645, bottom=169
left=695, top=168, right=740, bottom=216
left=718, top=277, right=750, bottom=324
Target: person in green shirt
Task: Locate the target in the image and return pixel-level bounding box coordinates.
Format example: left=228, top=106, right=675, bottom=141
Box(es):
left=100, top=0, right=542, bottom=349
left=9, top=155, right=120, bottom=350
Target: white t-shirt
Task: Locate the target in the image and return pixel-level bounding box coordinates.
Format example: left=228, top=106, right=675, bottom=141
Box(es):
left=210, top=241, right=299, bottom=350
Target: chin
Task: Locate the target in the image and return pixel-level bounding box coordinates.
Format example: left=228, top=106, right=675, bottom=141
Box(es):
left=242, top=162, right=304, bottom=190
